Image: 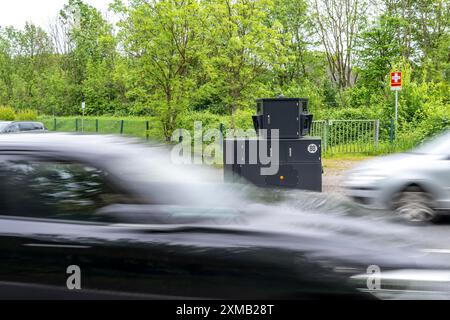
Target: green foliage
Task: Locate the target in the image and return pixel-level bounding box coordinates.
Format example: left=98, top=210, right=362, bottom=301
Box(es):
left=0, top=0, right=447, bottom=149
left=0, top=106, right=15, bottom=120
left=356, top=14, right=404, bottom=93
left=315, top=107, right=382, bottom=121
left=114, top=0, right=205, bottom=139
left=200, top=0, right=286, bottom=128
left=16, top=109, right=38, bottom=121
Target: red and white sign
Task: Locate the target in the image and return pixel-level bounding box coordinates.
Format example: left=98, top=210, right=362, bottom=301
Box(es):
left=391, top=72, right=402, bottom=91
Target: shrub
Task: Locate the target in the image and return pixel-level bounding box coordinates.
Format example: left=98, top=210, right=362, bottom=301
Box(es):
left=314, top=107, right=382, bottom=121
left=0, top=106, right=16, bottom=121
left=16, top=109, right=38, bottom=121
left=177, top=111, right=219, bottom=131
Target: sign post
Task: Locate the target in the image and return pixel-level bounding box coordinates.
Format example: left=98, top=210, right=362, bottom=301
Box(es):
left=81, top=95, right=85, bottom=133
left=390, top=71, right=402, bottom=122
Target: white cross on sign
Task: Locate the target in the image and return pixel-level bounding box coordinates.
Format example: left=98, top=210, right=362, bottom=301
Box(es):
left=391, top=71, right=402, bottom=91
left=392, top=73, right=401, bottom=83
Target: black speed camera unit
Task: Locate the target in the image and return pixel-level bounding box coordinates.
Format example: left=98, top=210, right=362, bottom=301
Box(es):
left=224, top=97, right=322, bottom=192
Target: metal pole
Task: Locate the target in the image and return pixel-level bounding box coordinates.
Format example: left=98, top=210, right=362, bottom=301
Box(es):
left=375, top=119, right=379, bottom=149
left=395, top=90, right=398, bottom=122
left=82, top=108, right=85, bottom=133
left=81, top=95, right=85, bottom=133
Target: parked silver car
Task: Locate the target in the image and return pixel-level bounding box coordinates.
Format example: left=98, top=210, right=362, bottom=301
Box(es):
left=344, top=130, right=450, bottom=223
left=0, top=121, right=47, bottom=134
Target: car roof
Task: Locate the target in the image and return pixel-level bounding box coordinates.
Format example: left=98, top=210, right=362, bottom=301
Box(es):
left=11, top=121, right=44, bottom=124
left=0, top=121, right=44, bottom=125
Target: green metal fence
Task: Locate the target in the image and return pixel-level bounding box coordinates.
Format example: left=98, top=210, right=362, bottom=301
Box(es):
left=40, top=117, right=161, bottom=141
left=41, top=117, right=380, bottom=154
left=310, top=119, right=379, bottom=154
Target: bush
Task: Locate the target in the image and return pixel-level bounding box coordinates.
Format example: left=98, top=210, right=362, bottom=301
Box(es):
left=407, top=99, right=450, bottom=141
left=16, top=109, right=38, bottom=121
left=0, top=106, right=16, bottom=121
left=176, top=111, right=223, bottom=131
left=315, top=107, right=382, bottom=121
left=233, top=109, right=255, bottom=131
left=173, top=109, right=257, bottom=143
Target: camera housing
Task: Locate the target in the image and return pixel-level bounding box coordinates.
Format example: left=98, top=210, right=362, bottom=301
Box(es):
left=252, top=98, right=313, bottom=139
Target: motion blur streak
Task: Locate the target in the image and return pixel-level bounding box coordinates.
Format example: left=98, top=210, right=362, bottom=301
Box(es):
left=0, top=133, right=450, bottom=299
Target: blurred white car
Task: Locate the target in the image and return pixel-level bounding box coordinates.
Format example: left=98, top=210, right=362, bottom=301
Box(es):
left=344, top=130, right=450, bottom=223
left=0, top=121, right=47, bottom=134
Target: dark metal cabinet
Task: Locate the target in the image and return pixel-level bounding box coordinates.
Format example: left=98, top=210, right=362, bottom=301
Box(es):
left=224, top=138, right=321, bottom=164
left=227, top=163, right=322, bottom=192
left=280, top=139, right=321, bottom=163
left=255, top=98, right=309, bottom=139
left=264, top=163, right=322, bottom=191
left=223, top=138, right=322, bottom=192
left=225, top=97, right=321, bottom=192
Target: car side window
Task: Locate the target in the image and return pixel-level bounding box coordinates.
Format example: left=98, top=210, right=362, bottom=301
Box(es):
left=0, top=159, right=128, bottom=222
left=18, top=123, right=34, bottom=131
left=32, top=123, right=44, bottom=130
left=6, top=124, right=19, bottom=133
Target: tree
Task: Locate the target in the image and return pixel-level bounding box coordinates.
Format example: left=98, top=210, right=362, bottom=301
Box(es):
left=202, top=0, right=285, bottom=129
left=0, top=24, right=54, bottom=111
left=310, top=0, right=368, bottom=89
left=0, top=27, right=14, bottom=104
left=272, top=0, right=310, bottom=87
left=59, top=0, right=118, bottom=114
left=114, top=0, right=204, bottom=139
left=407, top=0, right=449, bottom=81
left=357, top=14, right=403, bottom=92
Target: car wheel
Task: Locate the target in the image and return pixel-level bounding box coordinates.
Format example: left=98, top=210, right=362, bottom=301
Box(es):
left=393, top=186, right=437, bottom=223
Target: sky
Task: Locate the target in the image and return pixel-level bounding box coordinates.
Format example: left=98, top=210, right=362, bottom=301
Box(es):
left=0, top=0, right=112, bottom=29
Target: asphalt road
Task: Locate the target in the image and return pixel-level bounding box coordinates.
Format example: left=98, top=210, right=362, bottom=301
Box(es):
left=208, top=162, right=450, bottom=260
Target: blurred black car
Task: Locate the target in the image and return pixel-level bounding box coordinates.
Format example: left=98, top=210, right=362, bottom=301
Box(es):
left=0, top=133, right=448, bottom=299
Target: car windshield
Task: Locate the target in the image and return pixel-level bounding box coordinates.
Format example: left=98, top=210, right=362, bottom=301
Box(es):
left=412, top=130, right=450, bottom=155
left=0, top=122, right=11, bottom=131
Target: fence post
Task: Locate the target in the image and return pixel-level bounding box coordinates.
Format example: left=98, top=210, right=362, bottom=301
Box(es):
left=120, top=120, right=124, bottom=135
left=146, top=120, right=150, bottom=141
left=178, top=128, right=183, bottom=143
left=219, top=123, right=225, bottom=152
left=96, top=119, right=99, bottom=133
left=75, top=118, right=78, bottom=132
left=323, top=121, right=329, bottom=154
left=374, top=119, right=380, bottom=149
left=328, top=120, right=333, bottom=156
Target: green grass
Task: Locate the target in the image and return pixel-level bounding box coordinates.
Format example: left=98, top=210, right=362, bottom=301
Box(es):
left=322, top=138, right=417, bottom=158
